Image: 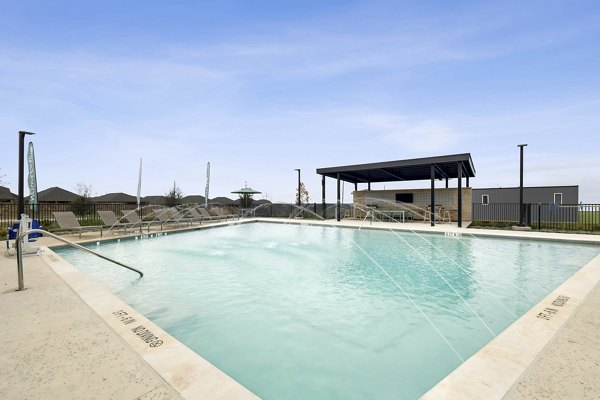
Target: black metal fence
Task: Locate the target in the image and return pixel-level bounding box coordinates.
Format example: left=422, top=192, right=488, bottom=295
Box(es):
left=0, top=203, right=149, bottom=229
left=472, top=203, right=600, bottom=232
left=6, top=201, right=596, bottom=233
left=249, top=203, right=348, bottom=219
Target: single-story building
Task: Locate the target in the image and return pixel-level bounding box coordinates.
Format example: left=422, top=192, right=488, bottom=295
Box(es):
left=472, top=186, right=580, bottom=224
left=472, top=186, right=578, bottom=205
left=27, top=186, right=79, bottom=203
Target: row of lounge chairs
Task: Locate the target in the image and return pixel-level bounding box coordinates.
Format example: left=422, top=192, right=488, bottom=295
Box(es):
left=51, top=206, right=237, bottom=237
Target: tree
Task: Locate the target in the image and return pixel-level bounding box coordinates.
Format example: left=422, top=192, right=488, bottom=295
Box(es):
left=72, top=182, right=93, bottom=217
left=165, top=181, right=183, bottom=207
left=297, top=182, right=310, bottom=204
left=74, top=182, right=93, bottom=198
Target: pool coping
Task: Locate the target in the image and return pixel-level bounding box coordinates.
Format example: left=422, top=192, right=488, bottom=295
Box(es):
left=34, top=218, right=600, bottom=399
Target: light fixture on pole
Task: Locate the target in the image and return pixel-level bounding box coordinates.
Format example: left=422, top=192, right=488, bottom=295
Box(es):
left=517, top=144, right=527, bottom=226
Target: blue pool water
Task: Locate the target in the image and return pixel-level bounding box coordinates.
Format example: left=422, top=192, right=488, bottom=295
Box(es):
left=56, top=222, right=599, bottom=400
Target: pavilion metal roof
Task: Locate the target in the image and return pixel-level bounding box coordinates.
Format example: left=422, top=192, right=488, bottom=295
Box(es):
left=231, top=184, right=262, bottom=194
left=316, top=153, right=475, bottom=183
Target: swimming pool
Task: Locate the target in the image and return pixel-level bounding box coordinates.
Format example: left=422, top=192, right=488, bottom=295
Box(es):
left=55, top=222, right=599, bottom=400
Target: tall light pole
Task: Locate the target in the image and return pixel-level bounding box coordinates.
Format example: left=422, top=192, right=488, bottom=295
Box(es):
left=294, top=169, right=301, bottom=206
left=18, top=131, right=36, bottom=219
left=518, top=144, right=527, bottom=226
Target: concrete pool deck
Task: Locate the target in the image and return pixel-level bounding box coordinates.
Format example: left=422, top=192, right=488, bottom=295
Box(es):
left=1, top=218, right=599, bottom=399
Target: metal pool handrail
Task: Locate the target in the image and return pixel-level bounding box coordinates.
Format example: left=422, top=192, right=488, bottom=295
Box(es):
left=16, top=228, right=143, bottom=291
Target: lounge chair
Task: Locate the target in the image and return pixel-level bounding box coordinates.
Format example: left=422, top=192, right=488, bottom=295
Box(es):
left=52, top=211, right=103, bottom=238
left=152, top=207, right=191, bottom=228
left=198, top=208, right=221, bottom=221
left=187, top=207, right=215, bottom=223
left=121, top=209, right=158, bottom=232
left=171, top=207, right=197, bottom=226
left=97, top=210, right=135, bottom=234
left=214, top=207, right=237, bottom=221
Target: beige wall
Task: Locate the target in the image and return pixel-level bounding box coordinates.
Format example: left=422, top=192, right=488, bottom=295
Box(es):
left=353, top=188, right=472, bottom=221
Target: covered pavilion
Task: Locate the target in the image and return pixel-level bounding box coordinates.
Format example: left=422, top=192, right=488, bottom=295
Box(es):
left=316, top=153, right=476, bottom=226
left=232, top=183, right=262, bottom=209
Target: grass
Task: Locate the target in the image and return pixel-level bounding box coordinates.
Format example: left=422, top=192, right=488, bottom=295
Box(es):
left=580, top=210, right=600, bottom=226
left=470, top=209, right=600, bottom=233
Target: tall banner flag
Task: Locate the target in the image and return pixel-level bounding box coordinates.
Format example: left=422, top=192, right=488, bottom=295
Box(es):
left=27, top=141, right=38, bottom=215
left=137, top=158, right=142, bottom=210
left=205, top=162, right=210, bottom=208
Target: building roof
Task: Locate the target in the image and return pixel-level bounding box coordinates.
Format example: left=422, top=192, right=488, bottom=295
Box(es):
left=254, top=199, right=272, bottom=205
left=92, top=192, right=137, bottom=203
left=29, top=186, right=79, bottom=203
left=0, top=186, right=17, bottom=202
left=142, top=195, right=167, bottom=205
left=210, top=196, right=235, bottom=205
left=182, top=195, right=206, bottom=204
left=317, top=153, right=476, bottom=183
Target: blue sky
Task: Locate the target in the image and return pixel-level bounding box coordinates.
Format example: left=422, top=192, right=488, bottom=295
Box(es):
left=1, top=0, right=599, bottom=202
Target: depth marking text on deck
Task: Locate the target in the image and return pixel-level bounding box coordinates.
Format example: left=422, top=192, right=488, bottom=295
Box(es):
left=112, top=309, right=137, bottom=325
left=536, top=295, right=570, bottom=321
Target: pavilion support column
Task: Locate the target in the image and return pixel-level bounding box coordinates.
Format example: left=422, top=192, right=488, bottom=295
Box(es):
left=321, top=174, right=326, bottom=219
left=368, top=181, right=371, bottom=190
left=466, top=175, right=470, bottom=187
left=445, top=178, right=448, bottom=188
left=336, top=173, right=341, bottom=222
left=457, top=162, right=463, bottom=228
left=430, top=164, right=435, bottom=227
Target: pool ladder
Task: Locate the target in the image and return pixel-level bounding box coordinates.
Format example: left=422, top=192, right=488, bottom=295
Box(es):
left=15, top=228, right=143, bottom=291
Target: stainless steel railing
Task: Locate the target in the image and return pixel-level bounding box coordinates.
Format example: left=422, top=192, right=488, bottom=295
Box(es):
left=16, top=229, right=143, bottom=291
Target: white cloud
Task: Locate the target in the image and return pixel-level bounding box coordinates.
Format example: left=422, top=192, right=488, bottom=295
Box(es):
left=346, top=113, right=461, bottom=153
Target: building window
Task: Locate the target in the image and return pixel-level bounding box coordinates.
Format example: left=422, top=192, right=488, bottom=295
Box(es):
left=395, top=193, right=414, bottom=203
left=482, top=194, right=489, bottom=205
left=554, top=193, right=563, bottom=204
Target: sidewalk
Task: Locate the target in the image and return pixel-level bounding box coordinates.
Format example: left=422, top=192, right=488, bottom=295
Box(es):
left=0, top=248, right=181, bottom=400
left=505, top=278, right=600, bottom=399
